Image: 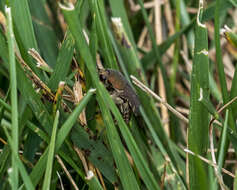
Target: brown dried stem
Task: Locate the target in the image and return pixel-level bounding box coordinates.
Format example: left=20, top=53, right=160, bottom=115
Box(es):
left=56, top=155, right=80, bottom=190
left=131, top=75, right=189, bottom=123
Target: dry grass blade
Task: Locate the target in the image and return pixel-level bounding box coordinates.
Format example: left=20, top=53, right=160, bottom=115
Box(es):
left=131, top=75, right=189, bottom=123
left=74, top=146, right=89, bottom=174
left=184, top=149, right=235, bottom=178
left=217, top=96, right=237, bottom=113
left=28, top=48, right=53, bottom=72
left=56, top=155, right=79, bottom=190
left=56, top=171, right=65, bottom=190
left=207, top=96, right=237, bottom=190
left=209, top=121, right=227, bottom=190
left=16, top=52, right=54, bottom=99
left=73, top=72, right=87, bottom=126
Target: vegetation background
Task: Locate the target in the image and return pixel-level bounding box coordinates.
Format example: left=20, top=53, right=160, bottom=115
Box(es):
left=0, top=0, right=237, bottom=189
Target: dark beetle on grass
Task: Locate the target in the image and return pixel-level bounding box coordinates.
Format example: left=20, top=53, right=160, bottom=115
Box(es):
left=99, top=68, right=140, bottom=124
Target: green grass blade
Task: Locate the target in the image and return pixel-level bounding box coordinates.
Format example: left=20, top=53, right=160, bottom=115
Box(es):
left=229, top=31, right=237, bottom=119
left=209, top=72, right=222, bottom=101
left=10, top=0, right=37, bottom=48
left=230, top=66, right=237, bottom=119
left=172, top=0, right=195, bottom=50
left=71, top=126, right=118, bottom=184
left=97, top=95, right=140, bottom=189
left=199, top=96, right=219, bottom=118
left=42, top=110, right=59, bottom=190
left=89, top=0, right=118, bottom=69
left=0, top=146, right=10, bottom=187
left=29, top=148, right=49, bottom=186
left=0, top=98, right=11, bottom=112
left=28, top=0, right=58, bottom=67
left=29, top=88, right=95, bottom=186
left=10, top=0, right=42, bottom=77
left=2, top=126, right=34, bottom=190
left=25, top=121, right=86, bottom=180
left=202, top=1, right=231, bottom=22
left=234, top=170, right=237, bottom=190
left=215, top=0, right=237, bottom=173
left=188, top=1, right=209, bottom=189
left=140, top=107, right=186, bottom=188
left=0, top=98, right=50, bottom=144
left=214, top=0, right=228, bottom=103
left=5, top=6, right=18, bottom=188
left=0, top=30, right=8, bottom=64
left=48, top=33, right=75, bottom=91
left=56, top=88, right=96, bottom=150
left=218, top=110, right=229, bottom=171
left=26, top=121, right=49, bottom=142
left=170, top=0, right=181, bottom=92
left=101, top=87, right=160, bottom=190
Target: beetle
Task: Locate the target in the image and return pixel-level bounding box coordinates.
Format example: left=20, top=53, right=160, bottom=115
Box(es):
left=99, top=68, right=140, bottom=123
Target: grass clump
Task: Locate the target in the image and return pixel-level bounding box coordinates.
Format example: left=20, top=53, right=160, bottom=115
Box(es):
left=0, top=0, right=237, bottom=189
